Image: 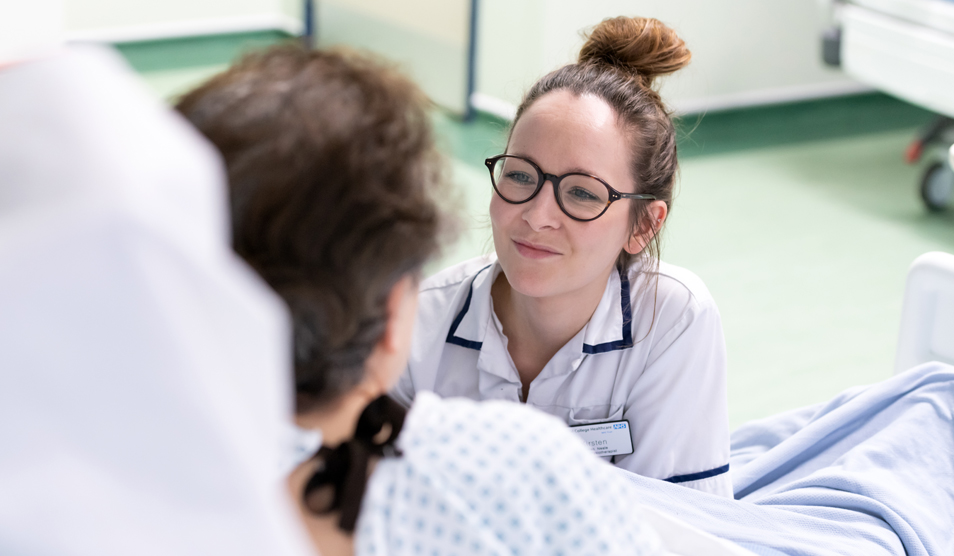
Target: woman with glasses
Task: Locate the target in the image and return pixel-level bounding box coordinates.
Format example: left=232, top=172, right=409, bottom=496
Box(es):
left=394, top=16, right=732, bottom=496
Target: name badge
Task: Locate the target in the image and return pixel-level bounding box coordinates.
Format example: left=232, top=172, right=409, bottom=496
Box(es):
left=569, top=420, right=634, bottom=457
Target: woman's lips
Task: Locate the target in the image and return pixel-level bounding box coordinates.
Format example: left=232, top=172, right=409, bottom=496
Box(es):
left=513, top=239, right=560, bottom=259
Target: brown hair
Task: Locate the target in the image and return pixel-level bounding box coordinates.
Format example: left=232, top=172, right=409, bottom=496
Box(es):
left=176, top=45, right=447, bottom=413
left=512, top=16, right=690, bottom=268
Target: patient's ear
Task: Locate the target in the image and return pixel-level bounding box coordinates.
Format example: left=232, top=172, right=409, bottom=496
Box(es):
left=297, top=277, right=418, bottom=444
left=362, top=275, right=419, bottom=395
left=624, top=200, right=668, bottom=255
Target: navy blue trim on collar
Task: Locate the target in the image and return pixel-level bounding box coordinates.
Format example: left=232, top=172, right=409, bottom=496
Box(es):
left=445, top=264, right=494, bottom=351
left=582, top=266, right=633, bottom=354
left=664, top=463, right=730, bottom=484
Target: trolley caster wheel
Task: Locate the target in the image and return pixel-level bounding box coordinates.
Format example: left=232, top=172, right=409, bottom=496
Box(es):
left=921, top=162, right=954, bottom=212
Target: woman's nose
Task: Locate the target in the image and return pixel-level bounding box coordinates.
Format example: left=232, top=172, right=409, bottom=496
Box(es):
left=522, top=180, right=563, bottom=230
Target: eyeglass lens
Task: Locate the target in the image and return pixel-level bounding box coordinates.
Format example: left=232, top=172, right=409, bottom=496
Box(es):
left=491, top=157, right=609, bottom=220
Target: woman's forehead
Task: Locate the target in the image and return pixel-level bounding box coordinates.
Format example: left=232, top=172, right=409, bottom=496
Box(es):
left=509, top=91, right=630, bottom=179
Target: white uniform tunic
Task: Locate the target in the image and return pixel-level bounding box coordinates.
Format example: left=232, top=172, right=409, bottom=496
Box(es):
left=393, top=254, right=731, bottom=497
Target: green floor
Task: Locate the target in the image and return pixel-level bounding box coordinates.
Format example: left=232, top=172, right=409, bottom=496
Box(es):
left=120, top=33, right=954, bottom=428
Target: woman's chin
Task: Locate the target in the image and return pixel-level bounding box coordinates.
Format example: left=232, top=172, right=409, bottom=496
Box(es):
left=501, top=269, right=562, bottom=300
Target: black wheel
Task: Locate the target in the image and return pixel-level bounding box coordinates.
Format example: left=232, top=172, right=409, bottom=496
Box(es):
left=921, top=162, right=954, bottom=212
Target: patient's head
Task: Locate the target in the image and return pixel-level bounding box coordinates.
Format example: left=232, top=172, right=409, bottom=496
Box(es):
left=177, top=45, right=446, bottom=414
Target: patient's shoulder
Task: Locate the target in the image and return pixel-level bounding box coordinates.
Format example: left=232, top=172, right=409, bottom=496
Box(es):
left=402, top=394, right=646, bottom=509
left=366, top=392, right=664, bottom=554
left=399, top=392, right=573, bottom=461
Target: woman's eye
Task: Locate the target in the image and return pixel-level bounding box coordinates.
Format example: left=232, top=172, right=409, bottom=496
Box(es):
left=504, top=171, right=535, bottom=185
left=567, top=187, right=600, bottom=202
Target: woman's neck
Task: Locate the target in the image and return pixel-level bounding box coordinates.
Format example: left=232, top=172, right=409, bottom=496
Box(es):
left=295, top=389, right=375, bottom=447
left=287, top=455, right=356, bottom=556
left=491, top=268, right=612, bottom=399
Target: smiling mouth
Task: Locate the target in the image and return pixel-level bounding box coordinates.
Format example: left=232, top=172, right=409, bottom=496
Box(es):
left=513, top=240, right=561, bottom=259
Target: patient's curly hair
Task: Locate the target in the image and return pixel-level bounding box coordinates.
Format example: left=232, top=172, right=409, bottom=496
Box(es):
left=177, top=45, right=448, bottom=413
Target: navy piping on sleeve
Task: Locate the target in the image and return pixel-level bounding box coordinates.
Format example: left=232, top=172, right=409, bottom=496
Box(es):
left=445, top=264, right=494, bottom=351
left=664, top=463, right=730, bottom=484
left=582, top=266, right=634, bottom=354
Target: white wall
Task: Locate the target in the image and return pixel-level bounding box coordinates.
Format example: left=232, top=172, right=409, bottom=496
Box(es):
left=58, top=0, right=863, bottom=115
left=0, top=1, right=64, bottom=63
left=65, top=0, right=302, bottom=42
left=475, top=0, right=864, bottom=117
left=316, top=0, right=472, bottom=114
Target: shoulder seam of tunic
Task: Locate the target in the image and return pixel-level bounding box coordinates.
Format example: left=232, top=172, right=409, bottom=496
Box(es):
left=645, top=263, right=717, bottom=309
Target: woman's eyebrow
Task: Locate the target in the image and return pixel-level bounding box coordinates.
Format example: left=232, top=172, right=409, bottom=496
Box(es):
left=507, top=153, right=596, bottom=176
left=563, top=167, right=596, bottom=175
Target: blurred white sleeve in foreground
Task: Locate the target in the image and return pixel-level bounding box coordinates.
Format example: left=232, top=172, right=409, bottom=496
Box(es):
left=0, top=46, right=314, bottom=556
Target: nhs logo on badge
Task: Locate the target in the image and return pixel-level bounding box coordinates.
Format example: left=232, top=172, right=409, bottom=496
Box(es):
left=569, top=419, right=634, bottom=457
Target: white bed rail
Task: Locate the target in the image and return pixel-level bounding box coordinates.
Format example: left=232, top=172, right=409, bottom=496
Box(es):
left=895, top=251, right=954, bottom=373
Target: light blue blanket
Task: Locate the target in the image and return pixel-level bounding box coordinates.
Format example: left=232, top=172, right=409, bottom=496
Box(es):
left=617, top=362, right=954, bottom=556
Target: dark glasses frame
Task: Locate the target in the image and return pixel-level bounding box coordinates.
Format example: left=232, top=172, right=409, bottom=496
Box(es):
left=484, top=154, right=657, bottom=222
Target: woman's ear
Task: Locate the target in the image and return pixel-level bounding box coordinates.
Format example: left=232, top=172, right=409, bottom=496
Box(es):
left=624, top=200, right=668, bottom=255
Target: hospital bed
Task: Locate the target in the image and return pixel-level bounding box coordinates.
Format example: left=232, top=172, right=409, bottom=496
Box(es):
left=621, top=359, right=954, bottom=555
left=824, top=0, right=954, bottom=210
left=614, top=248, right=954, bottom=555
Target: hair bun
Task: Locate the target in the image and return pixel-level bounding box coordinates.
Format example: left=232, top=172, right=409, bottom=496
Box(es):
left=579, top=16, right=691, bottom=88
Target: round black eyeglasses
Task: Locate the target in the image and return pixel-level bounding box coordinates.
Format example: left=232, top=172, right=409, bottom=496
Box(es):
left=484, top=155, right=656, bottom=222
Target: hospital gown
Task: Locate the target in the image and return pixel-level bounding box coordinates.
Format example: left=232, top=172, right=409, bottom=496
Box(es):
left=355, top=392, right=665, bottom=556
